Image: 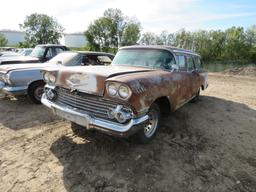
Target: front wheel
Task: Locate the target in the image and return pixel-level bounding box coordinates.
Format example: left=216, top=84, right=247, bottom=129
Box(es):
left=134, top=103, right=160, bottom=143
left=28, top=81, right=45, bottom=104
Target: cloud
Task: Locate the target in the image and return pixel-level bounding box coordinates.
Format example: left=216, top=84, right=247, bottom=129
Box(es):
left=0, top=0, right=254, bottom=33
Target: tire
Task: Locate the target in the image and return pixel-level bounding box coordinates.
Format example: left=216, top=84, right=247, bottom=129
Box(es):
left=71, top=122, right=87, bottom=136
left=134, top=103, right=160, bottom=144
left=27, top=81, right=45, bottom=104
left=190, top=89, right=200, bottom=103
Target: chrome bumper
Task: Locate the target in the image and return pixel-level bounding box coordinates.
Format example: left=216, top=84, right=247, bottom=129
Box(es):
left=41, top=94, right=149, bottom=137
left=0, top=81, right=27, bottom=96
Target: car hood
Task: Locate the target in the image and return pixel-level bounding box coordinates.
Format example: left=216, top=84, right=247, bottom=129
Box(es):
left=55, top=65, right=153, bottom=96
left=0, top=56, right=40, bottom=64
left=0, top=63, right=53, bottom=74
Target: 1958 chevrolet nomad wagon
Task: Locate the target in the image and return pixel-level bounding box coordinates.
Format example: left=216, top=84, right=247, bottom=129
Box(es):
left=41, top=46, right=208, bottom=143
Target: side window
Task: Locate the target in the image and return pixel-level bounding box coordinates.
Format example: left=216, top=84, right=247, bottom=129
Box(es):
left=162, top=53, right=175, bottom=70
left=83, top=55, right=101, bottom=65
left=68, top=54, right=82, bottom=66
left=186, top=55, right=194, bottom=71
left=45, top=48, right=53, bottom=59
left=97, top=55, right=113, bottom=65
left=55, top=48, right=65, bottom=55
left=193, top=56, right=202, bottom=69
left=177, top=55, right=186, bottom=70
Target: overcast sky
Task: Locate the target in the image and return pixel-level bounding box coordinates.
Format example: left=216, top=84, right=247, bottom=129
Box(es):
left=0, top=0, right=255, bottom=34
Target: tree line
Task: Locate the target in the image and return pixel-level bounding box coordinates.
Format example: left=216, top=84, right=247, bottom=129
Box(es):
left=1, top=9, right=255, bottom=64
left=85, top=8, right=256, bottom=64
left=140, top=27, right=256, bottom=64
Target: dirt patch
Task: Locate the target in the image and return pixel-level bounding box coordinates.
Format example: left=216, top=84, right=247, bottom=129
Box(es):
left=0, top=73, right=256, bottom=191
left=222, top=66, right=256, bottom=76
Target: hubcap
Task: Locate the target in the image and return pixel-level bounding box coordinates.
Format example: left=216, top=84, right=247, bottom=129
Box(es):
left=34, top=86, right=44, bottom=101
left=144, top=109, right=158, bottom=138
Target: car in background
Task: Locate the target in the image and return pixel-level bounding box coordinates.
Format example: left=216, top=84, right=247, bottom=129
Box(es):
left=0, top=51, right=114, bottom=104
left=18, top=48, right=33, bottom=56
left=0, top=48, right=33, bottom=58
left=41, top=45, right=208, bottom=143
left=0, top=51, right=20, bottom=57
left=0, top=44, right=68, bottom=65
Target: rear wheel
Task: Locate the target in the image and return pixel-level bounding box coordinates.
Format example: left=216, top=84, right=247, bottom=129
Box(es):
left=134, top=103, right=160, bottom=143
left=191, top=89, right=200, bottom=103
left=28, top=81, right=45, bottom=104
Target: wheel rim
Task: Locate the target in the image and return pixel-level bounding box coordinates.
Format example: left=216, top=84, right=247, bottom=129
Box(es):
left=144, top=108, right=158, bottom=138
left=34, top=86, right=44, bottom=101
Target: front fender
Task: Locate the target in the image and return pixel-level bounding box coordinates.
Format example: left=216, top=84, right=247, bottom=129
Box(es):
left=106, top=70, right=175, bottom=115
left=8, top=69, right=43, bottom=87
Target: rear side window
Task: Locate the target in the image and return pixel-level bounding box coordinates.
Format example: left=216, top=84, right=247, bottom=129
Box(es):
left=55, top=47, right=65, bottom=55
left=177, top=55, right=186, bottom=70
left=97, top=55, right=113, bottom=65
left=186, top=55, right=194, bottom=71
left=193, top=56, right=202, bottom=69
left=45, top=48, right=53, bottom=59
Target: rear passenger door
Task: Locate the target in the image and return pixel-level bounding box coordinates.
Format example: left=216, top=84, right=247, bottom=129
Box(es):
left=193, top=56, right=207, bottom=91
left=186, top=55, right=200, bottom=97
left=175, top=54, right=194, bottom=105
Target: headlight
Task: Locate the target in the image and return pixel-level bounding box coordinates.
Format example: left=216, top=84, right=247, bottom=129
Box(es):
left=107, top=82, right=132, bottom=100
left=49, top=74, right=56, bottom=83
left=43, top=72, right=50, bottom=82
left=43, top=72, right=56, bottom=84
left=107, top=83, right=118, bottom=96
left=118, top=85, right=131, bottom=99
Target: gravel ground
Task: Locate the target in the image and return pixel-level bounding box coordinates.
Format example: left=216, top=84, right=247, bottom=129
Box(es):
left=0, top=73, right=256, bottom=192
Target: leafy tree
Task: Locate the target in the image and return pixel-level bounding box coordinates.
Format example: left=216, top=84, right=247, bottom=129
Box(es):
left=17, top=41, right=31, bottom=48
left=103, top=8, right=127, bottom=47
left=0, top=33, right=8, bottom=47
left=122, top=19, right=141, bottom=46
left=85, top=9, right=141, bottom=52
left=139, top=32, right=158, bottom=45
left=20, top=13, right=64, bottom=47
left=223, top=27, right=249, bottom=60
left=85, top=17, right=114, bottom=52
left=245, top=25, right=256, bottom=47
left=157, top=31, right=174, bottom=45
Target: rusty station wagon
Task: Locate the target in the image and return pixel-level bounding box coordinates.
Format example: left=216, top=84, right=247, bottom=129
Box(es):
left=41, top=46, right=208, bottom=143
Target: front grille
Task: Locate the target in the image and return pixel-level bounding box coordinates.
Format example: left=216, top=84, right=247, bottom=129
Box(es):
left=54, top=87, right=131, bottom=121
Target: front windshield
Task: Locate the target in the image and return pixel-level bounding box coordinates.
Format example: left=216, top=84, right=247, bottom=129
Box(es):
left=47, top=52, right=81, bottom=66
left=30, top=46, right=46, bottom=58
left=112, top=49, right=176, bottom=70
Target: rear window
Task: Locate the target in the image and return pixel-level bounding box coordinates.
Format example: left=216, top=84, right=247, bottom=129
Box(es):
left=97, top=56, right=112, bottom=64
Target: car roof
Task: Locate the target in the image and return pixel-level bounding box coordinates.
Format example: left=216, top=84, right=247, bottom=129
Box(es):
left=119, top=45, right=200, bottom=57
left=77, top=51, right=115, bottom=57
left=36, top=44, right=67, bottom=47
